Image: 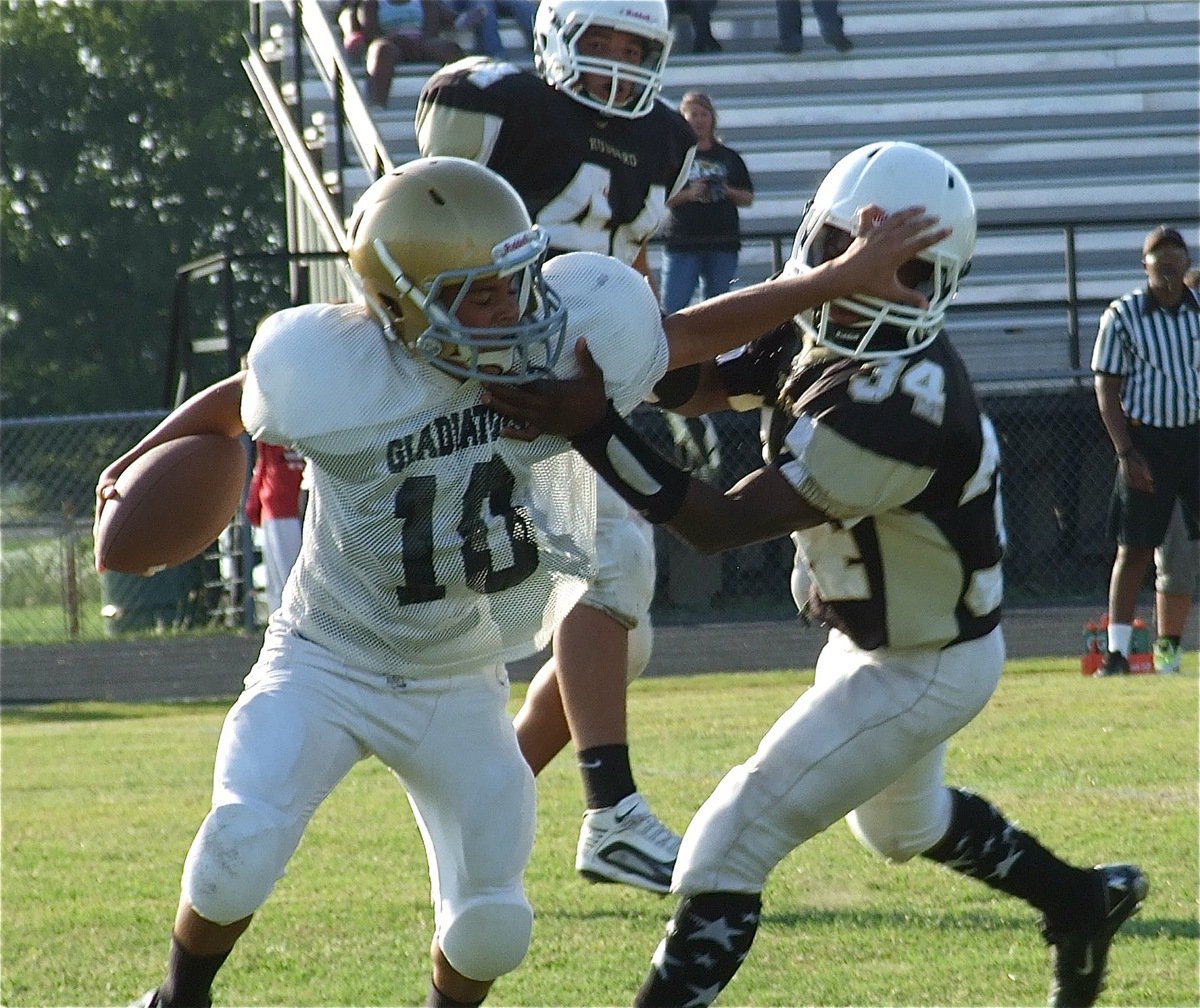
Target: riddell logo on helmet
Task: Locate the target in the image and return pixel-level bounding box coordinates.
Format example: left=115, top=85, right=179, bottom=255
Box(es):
left=496, top=232, right=535, bottom=256
left=620, top=8, right=652, bottom=22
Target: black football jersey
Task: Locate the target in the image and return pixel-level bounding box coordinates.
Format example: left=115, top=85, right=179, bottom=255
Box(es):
left=776, top=335, right=1004, bottom=651
left=714, top=322, right=801, bottom=463
left=416, top=57, right=696, bottom=264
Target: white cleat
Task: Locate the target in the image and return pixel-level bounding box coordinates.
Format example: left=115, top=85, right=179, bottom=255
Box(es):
left=576, top=792, right=681, bottom=894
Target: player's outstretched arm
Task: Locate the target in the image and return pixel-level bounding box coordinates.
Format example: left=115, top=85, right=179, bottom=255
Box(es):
left=93, top=372, right=247, bottom=559
left=483, top=342, right=825, bottom=552
left=664, top=205, right=948, bottom=369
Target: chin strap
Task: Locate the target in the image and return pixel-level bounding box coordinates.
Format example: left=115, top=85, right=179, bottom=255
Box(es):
left=570, top=402, right=691, bottom=524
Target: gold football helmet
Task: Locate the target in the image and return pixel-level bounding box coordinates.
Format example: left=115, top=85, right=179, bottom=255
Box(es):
left=348, top=157, right=566, bottom=382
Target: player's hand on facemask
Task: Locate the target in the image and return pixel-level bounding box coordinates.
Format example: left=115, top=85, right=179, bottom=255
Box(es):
left=839, top=204, right=950, bottom=309
left=483, top=338, right=609, bottom=442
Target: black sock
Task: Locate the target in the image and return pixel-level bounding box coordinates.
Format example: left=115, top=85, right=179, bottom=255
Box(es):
left=578, top=744, right=636, bottom=810
left=634, top=892, right=762, bottom=1008
left=425, top=980, right=485, bottom=1007
left=157, top=938, right=227, bottom=1008
left=922, top=788, right=1100, bottom=922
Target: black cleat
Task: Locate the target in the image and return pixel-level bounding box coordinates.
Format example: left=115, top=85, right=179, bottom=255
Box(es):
left=1096, top=650, right=1129, bottom=677
left=1043, top=863, right=1148, bottom=1007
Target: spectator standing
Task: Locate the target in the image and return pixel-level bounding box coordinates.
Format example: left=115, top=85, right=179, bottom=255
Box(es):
left=775, top=0, right=852, bottom=53
left=660, top=92, right=754, bottom=314
left=1091, top=225, right=1200, bottom=676
left=451, top=1, right=539, bottom=59
left=668, top=1, right=722, bottom=53
left=244, top=441, right=305, bottom=617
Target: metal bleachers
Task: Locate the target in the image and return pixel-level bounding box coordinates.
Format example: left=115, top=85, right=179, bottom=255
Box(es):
left=258, top=0, right=1199, bottom=383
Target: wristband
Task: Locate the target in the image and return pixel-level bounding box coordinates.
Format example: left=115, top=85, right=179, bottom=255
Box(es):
left=650, top=363, right=702, bottom=409
left=570, top=402, right=691, bottom=524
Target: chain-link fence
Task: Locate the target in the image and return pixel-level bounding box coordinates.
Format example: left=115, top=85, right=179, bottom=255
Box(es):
left=1, top=411, right=253, bottom=645
left=1, top=383, right=1117, bottom=645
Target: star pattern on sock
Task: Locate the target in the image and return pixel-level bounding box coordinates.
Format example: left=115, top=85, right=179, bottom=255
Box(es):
left=650, top=937, right=683, bottom=980
left=940, top=820, right=1023, bottom=881
left=686, top=910, right=746, bottom=952
left=682, top=982, right=724, bottom=1008
left=990, top=826, right=1023, bottom=880
left=637, top=895, right=763, bottom=1008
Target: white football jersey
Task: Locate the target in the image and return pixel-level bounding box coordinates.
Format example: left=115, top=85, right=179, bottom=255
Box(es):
left=242, top=286, right=665, bottom=682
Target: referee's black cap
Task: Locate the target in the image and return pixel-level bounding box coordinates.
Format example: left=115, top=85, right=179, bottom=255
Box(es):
left=1142, top=225, right=1189, bottom=257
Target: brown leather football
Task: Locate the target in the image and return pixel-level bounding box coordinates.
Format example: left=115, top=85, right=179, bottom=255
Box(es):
left=96, top=434, right=247, bottom=576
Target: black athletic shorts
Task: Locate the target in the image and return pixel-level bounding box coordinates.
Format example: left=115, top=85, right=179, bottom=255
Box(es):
left=1108, top=421, right=1200, bottom=547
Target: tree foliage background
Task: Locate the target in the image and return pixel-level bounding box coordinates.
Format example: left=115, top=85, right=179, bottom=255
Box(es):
left=1, top=0, right=286, bottom=417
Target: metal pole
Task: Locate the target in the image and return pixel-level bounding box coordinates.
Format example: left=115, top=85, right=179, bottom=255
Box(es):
left=62, top=502, right=81, bottom=639
left=222, top=254, right=238, bottom=375
left=1064, top=223, right=1081, bottom=373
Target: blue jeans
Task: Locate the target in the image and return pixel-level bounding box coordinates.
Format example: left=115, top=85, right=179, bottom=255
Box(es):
left=457, top=1, right=537, bottom=57
left=661, top=248, right=740, bottom=313
left=775, top=1, right=843, bottom=45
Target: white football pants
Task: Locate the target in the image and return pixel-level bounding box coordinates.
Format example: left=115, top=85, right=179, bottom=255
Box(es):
left=673, top=627, right=1005, bottom=893
left=181, top=636, right=536, bottom=978
left=259, top=516, right=302, bottom=615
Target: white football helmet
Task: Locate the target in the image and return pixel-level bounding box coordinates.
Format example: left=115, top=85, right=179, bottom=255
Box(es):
left=785, top=141, right=976, bottom=359
left=347, top=157, right=566, bottom=383
left=533, top=0, right=672, bottom=119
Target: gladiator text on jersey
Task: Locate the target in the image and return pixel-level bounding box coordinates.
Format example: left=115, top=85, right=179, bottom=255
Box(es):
left=387, top=405, right=506, bottom=473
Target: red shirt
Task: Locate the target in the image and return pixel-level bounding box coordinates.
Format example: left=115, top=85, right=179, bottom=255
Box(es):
left=246, top=442, right=304, bottom=525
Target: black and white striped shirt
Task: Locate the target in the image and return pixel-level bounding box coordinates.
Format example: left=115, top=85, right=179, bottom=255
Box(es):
left=1091, top=286, right=1200, bottom=428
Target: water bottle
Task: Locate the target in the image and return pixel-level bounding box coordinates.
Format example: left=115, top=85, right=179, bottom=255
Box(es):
left=1130, top=618, right=1152, bottom=673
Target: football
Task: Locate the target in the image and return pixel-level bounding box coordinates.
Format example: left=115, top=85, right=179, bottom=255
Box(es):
left=543, top=252, right=667, bottom=416
left=96, top=434, right=248, bottom=576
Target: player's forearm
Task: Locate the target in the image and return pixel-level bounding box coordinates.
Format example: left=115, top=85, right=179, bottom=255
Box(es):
left=671, top=362, right=734, bottom=416
left=663, top=260, right=845, bottom=369
left=568, top=402, right=817, bottom=553
left=107, top=374, right=246, bottom=476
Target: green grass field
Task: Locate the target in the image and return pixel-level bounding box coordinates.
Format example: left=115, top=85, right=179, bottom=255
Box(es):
left=2, top=661, right=1197, bottom=1007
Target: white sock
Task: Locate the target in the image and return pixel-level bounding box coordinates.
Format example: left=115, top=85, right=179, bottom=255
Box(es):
left=1108, top=623, right=1132, bottom=656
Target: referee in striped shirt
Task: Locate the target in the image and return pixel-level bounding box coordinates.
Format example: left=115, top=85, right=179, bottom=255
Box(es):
left=1092, top=225, right=1200, bottom=675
